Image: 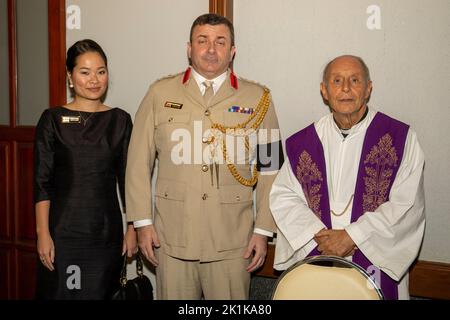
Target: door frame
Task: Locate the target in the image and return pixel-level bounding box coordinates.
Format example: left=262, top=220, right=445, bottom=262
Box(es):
left=4, top=0, right=66, bottom=132
left=209, top=0, right=233, bottom=21
left=0, top=0, right=66, bottom=300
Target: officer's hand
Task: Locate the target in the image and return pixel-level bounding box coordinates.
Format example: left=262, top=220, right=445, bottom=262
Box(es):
left=137, top=225, right=160, bottom=266
left=244, top=233, right=267, bottom=273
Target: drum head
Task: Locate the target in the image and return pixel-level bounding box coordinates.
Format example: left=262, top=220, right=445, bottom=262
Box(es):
left=271, top=255, right=384, bottom=300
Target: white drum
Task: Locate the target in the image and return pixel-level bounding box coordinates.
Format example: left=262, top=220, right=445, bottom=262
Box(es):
left=271, top=255, right=384, bottom=300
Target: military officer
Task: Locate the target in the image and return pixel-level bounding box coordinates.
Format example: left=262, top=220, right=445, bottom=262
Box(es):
left=125, top=13, right=283, bottom=300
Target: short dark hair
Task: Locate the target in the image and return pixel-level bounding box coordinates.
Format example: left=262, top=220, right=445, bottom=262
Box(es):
left=66, top=39, right=108, bottom=73
left=189, top=13, right=235, bottom=46
left=322, top=55, right=371, bottom=84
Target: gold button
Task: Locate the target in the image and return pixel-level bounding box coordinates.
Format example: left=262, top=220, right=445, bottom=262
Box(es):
left=202, top=165, right=209, bottom=172
left=236, top=196, right=241, bottom=202
left=202, top=193, right=208, bottom=200
left=204, top=110, right=211, bottom=117
left=203, top=136, right=215, bottom=144
left=168, top=117, right=174, bottom=123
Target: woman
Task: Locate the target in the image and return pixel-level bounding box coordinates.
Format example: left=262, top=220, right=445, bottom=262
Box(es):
left=34, top=39, right=136, bottom=299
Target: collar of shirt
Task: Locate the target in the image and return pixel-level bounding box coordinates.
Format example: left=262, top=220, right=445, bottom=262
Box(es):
left=191, top=68, right=228, bottom=95
left=330, top=107, right=375, bottom=139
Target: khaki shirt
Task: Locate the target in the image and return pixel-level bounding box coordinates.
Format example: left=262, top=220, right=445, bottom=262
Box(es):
left=126, top=68, right=281, bottom=262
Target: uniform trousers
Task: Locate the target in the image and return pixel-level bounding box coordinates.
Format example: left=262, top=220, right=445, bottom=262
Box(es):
left=155, top=249, right=250, bottom=300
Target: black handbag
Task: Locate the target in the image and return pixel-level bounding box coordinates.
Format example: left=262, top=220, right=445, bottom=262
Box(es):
left=112, top=252, right=154, bottom=300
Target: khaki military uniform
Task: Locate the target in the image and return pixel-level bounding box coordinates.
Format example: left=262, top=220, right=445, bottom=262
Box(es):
left=126, top=68, right=281, bottom=299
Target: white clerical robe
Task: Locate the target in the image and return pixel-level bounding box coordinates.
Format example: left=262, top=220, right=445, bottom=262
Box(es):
left=270, top=109, right=425, bottom=300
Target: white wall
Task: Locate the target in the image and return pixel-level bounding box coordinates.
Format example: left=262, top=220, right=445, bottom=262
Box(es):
left=234, top=0, right=450, bottom=263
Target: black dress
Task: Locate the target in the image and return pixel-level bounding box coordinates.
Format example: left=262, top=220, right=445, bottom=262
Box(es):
left=34, top=106, right=132, bottom=300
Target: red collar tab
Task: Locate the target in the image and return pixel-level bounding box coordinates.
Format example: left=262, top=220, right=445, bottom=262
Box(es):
left=182, top=67, right=191, bottom=84
left=230, top=72, right=238, bottom=90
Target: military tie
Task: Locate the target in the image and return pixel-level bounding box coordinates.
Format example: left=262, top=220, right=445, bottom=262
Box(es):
left=203, top=80, right=214, bottom=106
left=203, top=80, right=218, bottom=188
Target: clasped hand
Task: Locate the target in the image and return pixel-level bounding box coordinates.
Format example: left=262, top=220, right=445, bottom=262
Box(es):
left=314, top=229, right=357, bottom=257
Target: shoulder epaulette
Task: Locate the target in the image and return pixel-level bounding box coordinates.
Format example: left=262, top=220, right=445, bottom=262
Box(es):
left=236, top=75, right=270, bottom=92
left=152, top=71, right=184, bottom=85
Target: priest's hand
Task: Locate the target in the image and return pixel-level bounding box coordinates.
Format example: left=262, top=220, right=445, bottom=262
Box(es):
left=244, top=233, right=268, bottom=273
left=137, top=225, right=160, bottom=266
left=314, top=229, right=356, bottom=257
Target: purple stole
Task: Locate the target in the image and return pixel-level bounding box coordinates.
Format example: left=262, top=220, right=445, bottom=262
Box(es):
left=286, top=112, right=409, bottom=300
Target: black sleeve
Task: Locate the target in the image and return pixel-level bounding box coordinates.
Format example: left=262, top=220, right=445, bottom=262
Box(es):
left=117, top=113, right=133, bottom=213
left=34, top=109, right=55, bottom=203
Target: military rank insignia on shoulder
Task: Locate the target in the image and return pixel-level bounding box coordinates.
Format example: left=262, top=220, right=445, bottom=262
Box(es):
left=153, top=71, right=184, bottom=84
left=236, top=76, right=270, bottom=92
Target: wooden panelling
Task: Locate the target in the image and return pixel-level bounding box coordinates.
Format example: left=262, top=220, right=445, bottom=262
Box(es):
left=15, top=248, right=37, bottom=300
left=0, top=127, right=35, bottom=140
left=409, top=260, right=450, bottom=300
left=14, top=142, right=35, bottom=245
left=255, top=244, right=450, bottom=300
left=0, top=143, right=10, bottom=239
left=210, top=0, right=233, bottom=21
left=0, top=248, right=11, bottom=299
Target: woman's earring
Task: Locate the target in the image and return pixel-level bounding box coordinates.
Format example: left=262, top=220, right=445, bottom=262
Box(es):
left=69, top=83, right=74, bottom=88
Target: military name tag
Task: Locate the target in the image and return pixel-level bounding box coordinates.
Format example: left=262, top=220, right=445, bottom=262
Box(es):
left=61, top=116, right=81, bottom=124
left=228, top=106, right=254, bottom=114
left=165, top=102, right=183, bottom=110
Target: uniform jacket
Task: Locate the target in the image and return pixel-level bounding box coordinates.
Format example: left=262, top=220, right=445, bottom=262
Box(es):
left=126, top=68, right=280, bottom=262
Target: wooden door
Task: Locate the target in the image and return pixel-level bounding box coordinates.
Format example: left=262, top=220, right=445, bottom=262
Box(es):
left=0, top=0, right=66, bottom=300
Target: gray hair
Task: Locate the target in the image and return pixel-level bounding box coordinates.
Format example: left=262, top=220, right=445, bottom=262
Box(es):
left=322, top=55, right=371, bottom=84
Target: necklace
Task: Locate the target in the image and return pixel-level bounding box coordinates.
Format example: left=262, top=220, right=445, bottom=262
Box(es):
left=78, top=111, right=95, bottom=126
left=330, top=194, right=354, bottom=217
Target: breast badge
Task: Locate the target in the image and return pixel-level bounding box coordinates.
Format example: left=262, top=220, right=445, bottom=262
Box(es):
left=228, top=106, right=254, bottom=115
left=61, top=116, right=81, bottom=124
left=165, top=102, right=183, bottom=110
